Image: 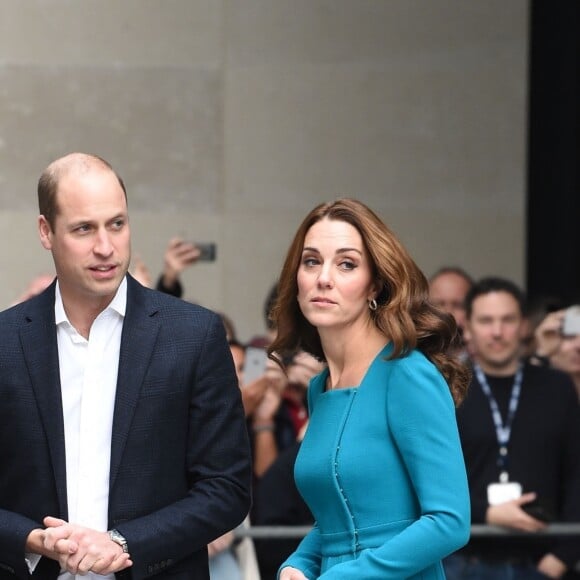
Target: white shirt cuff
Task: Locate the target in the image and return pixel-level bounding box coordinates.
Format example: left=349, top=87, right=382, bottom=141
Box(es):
left=25, top=553, right=42, bottom=573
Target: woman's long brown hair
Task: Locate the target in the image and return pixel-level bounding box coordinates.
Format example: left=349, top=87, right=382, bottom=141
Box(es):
left=268, top=198, right=470, bottom=406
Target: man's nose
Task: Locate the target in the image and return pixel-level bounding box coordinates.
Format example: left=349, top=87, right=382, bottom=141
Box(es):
left=94, top=230, right=113, bottom=256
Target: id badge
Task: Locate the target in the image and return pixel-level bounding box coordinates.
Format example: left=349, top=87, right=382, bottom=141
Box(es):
left=487, top=481, right=522, bottom=505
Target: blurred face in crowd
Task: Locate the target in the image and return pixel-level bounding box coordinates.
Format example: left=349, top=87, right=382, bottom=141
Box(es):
left=13, top=273, right=55, bottom=305
left=39, top=161, right=131, bottom=312
left=467, top=291, right=526, bottom=376
left=429, top=272, right=471, bottom=331
left=297, top=218, right=377, bottom=335
left=551, top=335, right=580, bottom=378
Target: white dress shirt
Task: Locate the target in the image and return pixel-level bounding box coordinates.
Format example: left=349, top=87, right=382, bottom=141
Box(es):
left=27, top=278, right=126, bottom=580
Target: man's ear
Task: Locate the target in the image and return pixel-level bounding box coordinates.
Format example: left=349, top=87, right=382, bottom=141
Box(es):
left=38, top=215, right=53, bottom=251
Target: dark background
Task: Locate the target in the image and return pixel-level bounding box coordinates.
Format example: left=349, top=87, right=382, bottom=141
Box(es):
left=526, top=1, right=580, bottom=306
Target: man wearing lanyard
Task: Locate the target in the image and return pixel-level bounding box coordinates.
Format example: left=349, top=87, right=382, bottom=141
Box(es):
left=444, top=277, right=580, bottom=580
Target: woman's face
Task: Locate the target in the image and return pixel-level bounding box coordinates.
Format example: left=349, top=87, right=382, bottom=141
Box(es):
left=297, top=217, right=377, bottom=332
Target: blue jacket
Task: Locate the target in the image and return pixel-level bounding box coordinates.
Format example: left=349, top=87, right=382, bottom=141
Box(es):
left=279, top=346, right=470, bottom=579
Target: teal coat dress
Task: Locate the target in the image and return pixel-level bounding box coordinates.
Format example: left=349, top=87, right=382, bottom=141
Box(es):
left=278, top=345, right=470, bottom=579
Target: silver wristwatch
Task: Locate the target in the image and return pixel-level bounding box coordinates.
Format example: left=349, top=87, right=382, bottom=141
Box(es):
left=108, top=529, right=129, bottom=553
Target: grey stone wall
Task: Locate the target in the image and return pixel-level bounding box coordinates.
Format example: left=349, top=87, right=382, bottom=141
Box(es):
left=0, top=0, right=528, bottom=340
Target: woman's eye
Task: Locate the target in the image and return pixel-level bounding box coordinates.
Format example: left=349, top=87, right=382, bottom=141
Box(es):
left=303, top=257, right=319, bottom=267
left=340, top=260, right=356, bottom=270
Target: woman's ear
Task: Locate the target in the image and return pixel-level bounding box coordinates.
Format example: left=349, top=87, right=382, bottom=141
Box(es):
left=372, top=279, right=388, bottom=304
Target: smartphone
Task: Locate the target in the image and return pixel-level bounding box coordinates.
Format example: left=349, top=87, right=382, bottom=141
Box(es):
left=522, top=498, right=554, bottom=523
left=243, top=347, right=268, bottom=385
left=562, top=305, right=580, bottom=337
left=193, top=242, right=216, bottom=262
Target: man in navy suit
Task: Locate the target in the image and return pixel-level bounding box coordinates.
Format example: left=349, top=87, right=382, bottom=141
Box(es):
left=0, top=153, right=251, bottom=579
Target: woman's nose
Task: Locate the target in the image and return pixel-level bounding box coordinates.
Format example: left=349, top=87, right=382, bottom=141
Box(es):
left=317, top=266, right=334, bottom=289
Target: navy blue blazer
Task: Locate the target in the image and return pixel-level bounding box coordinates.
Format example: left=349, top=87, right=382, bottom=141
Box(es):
left=0, top=275, right=252, bottom=580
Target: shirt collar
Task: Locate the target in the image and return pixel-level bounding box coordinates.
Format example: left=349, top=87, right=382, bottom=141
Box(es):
left=55, top=276, right=128, bottom=325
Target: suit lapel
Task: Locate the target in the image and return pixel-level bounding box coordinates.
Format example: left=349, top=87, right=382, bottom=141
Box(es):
left=109, top=276, right=161, bottom=488
left=20, top=283, right=69, bottom=518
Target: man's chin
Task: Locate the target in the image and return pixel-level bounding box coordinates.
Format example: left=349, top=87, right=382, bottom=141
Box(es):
left=482, top=354, right=519, bottom=372
left=85, top=275, right=125, bottom=297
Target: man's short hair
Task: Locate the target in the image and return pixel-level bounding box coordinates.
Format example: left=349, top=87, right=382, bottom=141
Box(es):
left=38, top=153, right=126, bottom=230
left=429, top=266, right=474, bottom=287
left=465, top=276, right=526, bottom=319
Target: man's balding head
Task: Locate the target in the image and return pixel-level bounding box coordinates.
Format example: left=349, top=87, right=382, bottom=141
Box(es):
left=38, top=153, right=126, bottom=230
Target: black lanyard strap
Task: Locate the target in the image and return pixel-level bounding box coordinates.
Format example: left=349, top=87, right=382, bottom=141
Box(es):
left=473, top=362, right=524, bottom=482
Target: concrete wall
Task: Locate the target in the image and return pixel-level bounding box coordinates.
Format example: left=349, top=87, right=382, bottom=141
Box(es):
left=0, top=0, right=528, bottom=340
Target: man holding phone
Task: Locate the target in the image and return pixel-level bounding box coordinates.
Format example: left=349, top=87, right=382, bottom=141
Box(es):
left=532, top=306, right=580, bottom=400
left=444, top=277, right=580, bottom=580
left=154, top=239, right=216, bottom=298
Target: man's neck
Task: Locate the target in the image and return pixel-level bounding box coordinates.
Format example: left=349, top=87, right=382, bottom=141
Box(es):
left=57, top=287, right=118, bottom=340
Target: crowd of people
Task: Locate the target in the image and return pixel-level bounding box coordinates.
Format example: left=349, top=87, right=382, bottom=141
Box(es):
left=2, top=153, right=579, bottom=580
left=430, top=272, right=580, bottom=579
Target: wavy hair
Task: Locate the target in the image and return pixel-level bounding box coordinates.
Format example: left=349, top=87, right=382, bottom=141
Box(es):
left=268, top=198, right=469, bottom=406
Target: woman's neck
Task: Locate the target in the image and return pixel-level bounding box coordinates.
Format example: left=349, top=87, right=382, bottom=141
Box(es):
left=320, top=325, right=388, bottom=390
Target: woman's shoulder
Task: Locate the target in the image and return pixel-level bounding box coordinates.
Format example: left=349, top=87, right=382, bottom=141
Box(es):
left=308, top=368, right=328, bottom=392
left=379, top=348, right=433, bottom=374
left=305, top=368, right=330, bottom=414
left=380, top=348, right=448, bottom=394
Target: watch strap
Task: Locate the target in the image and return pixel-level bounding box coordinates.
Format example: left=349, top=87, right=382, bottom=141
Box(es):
left=108, top=529, right=129, bottom=553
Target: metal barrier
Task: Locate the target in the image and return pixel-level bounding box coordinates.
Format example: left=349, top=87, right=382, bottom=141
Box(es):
left=235, top=524, right=580, bottom=539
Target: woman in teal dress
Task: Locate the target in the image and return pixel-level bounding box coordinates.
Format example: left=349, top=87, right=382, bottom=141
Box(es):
left=268, top=198, right=471, bottom=579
